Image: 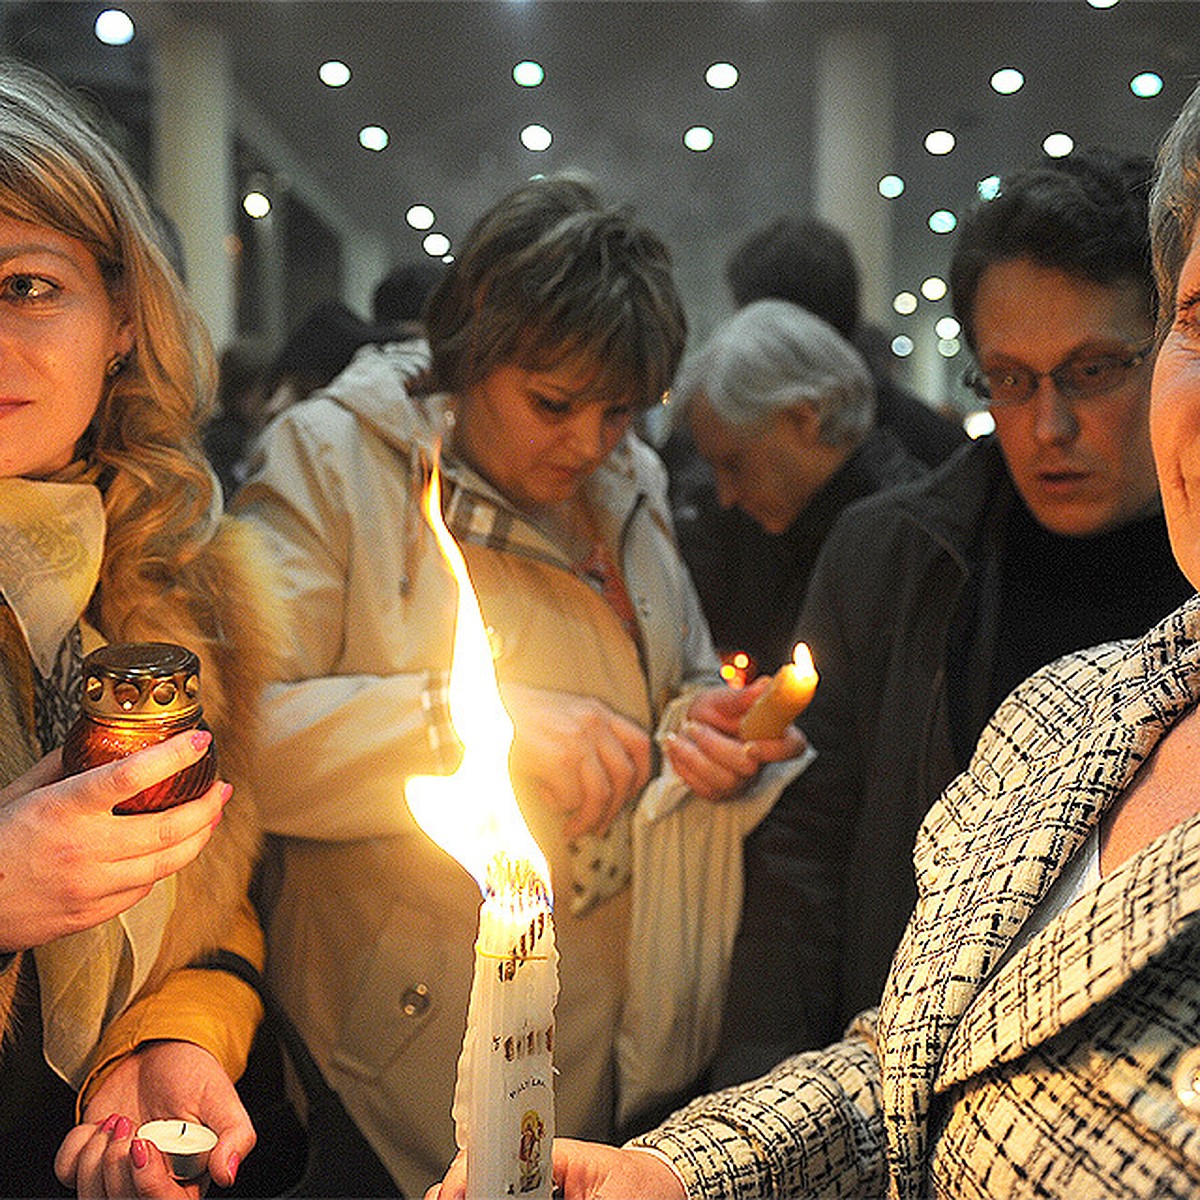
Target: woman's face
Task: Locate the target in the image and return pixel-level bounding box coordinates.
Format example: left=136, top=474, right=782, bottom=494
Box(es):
left=0, top=213, right=132, bottom=479
left=454, top=359, right=634, bottom=511
left=1150, top=217, right=1200, bottom=589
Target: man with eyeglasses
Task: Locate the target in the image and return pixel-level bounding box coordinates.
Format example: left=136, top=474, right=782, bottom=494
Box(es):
left=713, top=146, right=1195, bottom=1088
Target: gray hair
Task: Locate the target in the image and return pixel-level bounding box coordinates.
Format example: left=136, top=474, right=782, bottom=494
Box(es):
left=674, top=299, right=874, bottom=446
left=1150, top=80, right=1200, bottom=340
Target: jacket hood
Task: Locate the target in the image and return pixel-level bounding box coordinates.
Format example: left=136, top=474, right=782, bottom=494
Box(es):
left=316, top=339, right=438, bottom=453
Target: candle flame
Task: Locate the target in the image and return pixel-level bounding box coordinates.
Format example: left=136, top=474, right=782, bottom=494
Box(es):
left=405, top=459, right=553, bottom=901
left=792, top=642, right=815, bottom=673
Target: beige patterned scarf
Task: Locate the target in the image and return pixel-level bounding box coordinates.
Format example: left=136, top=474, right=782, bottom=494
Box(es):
left=0, top=477, right=174, bottom=1087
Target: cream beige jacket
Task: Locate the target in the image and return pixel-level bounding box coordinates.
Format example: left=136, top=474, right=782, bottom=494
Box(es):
left=237, top=343, right=799, bottom=1196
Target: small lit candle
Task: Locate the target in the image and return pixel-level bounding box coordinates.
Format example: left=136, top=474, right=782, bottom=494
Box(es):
left=135, top=1120, right=217, bottom=1181
left=738, top=641, right=819, bottom=740
left=719, top=650, right=753, bottom=690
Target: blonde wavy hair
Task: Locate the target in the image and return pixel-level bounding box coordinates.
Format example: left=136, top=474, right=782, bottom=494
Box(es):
left=0, top=59, right=234, bottom=652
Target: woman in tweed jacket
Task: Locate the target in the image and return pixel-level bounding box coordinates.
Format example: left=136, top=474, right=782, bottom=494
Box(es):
left=430, top=80, right=1200, bottom=1200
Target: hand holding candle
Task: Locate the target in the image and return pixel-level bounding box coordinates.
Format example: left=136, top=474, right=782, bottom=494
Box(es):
left=738, top=642, right=819, bottom=740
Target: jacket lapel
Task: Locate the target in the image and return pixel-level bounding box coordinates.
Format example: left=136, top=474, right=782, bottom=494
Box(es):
left=936, top=809, right=1200, bottom=1092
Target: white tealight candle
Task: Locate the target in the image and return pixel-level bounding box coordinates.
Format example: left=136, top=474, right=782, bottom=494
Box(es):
left=453, top=854, right=558, bottom=1200
left=135, top=1119, right=218, bottom=1181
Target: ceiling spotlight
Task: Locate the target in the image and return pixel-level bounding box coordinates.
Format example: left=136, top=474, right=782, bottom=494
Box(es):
left=937, top=338, right=962, bottom=358
left=1131, top=72, right=1163, bottom=98
left=684, top=126, right=714, bottom=152
left=513, top=60, right=545, bottom=87
left=406, top=204, right=435, bottom=231
left=1043, top=132, right=1074, bottom=158
left=94, top=9, right=134, bottom=45
left=893, top=292, right=918, bottom=315
left=423, top=232, right=451, bottom=257
left=891, top=335, right=914, bottom=358
left=964, top=411, right=996, bottom=440
left=990, top=67, right=1024, bottom=95
left=243, top=190, right=271, bottom=219
left=878, top=174, right=905, bottom=199
left=921, top=276, right=948, bottom=301
left=924, top=130, right=955, bottom=155
left=520, top=124, right=553, bottom=152
left=928, top=210, right=957, bottom=234
left=319, top=61, right=351, bottom=88
left=935, top=316, right=961, bottom=340
left=705, top=62, right=738, bottom=90
left=359, top=126, right=389, bottom=152
left=977, top=175, right=1002, bottom=201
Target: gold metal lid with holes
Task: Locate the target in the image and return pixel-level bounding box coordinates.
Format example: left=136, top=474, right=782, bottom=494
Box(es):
left=80, top=642, right=202, bottom=723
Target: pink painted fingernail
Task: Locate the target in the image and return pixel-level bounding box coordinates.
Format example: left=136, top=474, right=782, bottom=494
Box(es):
left=220, top=782, right=233, bottom=803
left=113, top=1115, right=133, bottom=1140
left=191, top=729, right=213, bottom=751
left=130, top=1138, right=149, bottom=1169
left=227, top=1152, right=240, bottom=1184
left=99, top=1112, right=120, bottom=1134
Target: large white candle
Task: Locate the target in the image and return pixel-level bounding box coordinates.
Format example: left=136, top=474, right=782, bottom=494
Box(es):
left=406, top=461, right=559, bottom=1198
left=454, top=854, right=557, bottom=1198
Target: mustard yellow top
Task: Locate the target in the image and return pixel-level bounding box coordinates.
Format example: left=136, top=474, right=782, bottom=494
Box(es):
left=78, top=897, right=265, bottom=1115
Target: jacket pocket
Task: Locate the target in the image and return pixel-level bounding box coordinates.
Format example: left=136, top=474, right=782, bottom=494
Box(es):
left=330, top=899, right=472, bottom=1081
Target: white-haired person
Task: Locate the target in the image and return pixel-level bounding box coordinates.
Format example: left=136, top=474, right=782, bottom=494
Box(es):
left=673, top=297, right=925, bottom=678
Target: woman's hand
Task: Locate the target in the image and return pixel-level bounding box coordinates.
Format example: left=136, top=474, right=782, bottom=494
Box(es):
left=501, top=683, right=652, bottom=837
left=56, top=1040, right=254, bottom=1197
left=425, top=1140, right=686, bottom=1200
left=662, top=678, right=807, bottom=802
left=0, top=733, right=231, bottom=951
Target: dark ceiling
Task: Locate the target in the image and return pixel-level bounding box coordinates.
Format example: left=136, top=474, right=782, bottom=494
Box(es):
left=3, top=0, right=1198, bottom=392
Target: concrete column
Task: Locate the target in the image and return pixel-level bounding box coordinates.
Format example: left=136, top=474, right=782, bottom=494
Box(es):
left=813, top=25, right=953, bottom=404
left=812, top=24, right=895, bottom=331
left=151, top=18, right=236, bottom=349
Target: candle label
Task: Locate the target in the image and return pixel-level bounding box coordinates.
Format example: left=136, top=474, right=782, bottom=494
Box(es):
left=455, top=855, right=558, bottom=1199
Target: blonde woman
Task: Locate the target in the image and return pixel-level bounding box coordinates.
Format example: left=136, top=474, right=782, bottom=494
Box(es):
left=0, top=60, right=274, bottom=1196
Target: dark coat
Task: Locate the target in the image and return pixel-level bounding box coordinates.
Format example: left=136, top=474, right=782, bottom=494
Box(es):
left=714, top=437, right=1195, bottom=1085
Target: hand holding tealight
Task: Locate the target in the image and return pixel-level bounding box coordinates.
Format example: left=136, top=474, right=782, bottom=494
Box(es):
left=56, top=1040, right=252, bottom=1197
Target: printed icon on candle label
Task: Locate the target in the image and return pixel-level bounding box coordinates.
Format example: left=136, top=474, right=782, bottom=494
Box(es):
left=518, top=1109, right=546, bottom=1192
